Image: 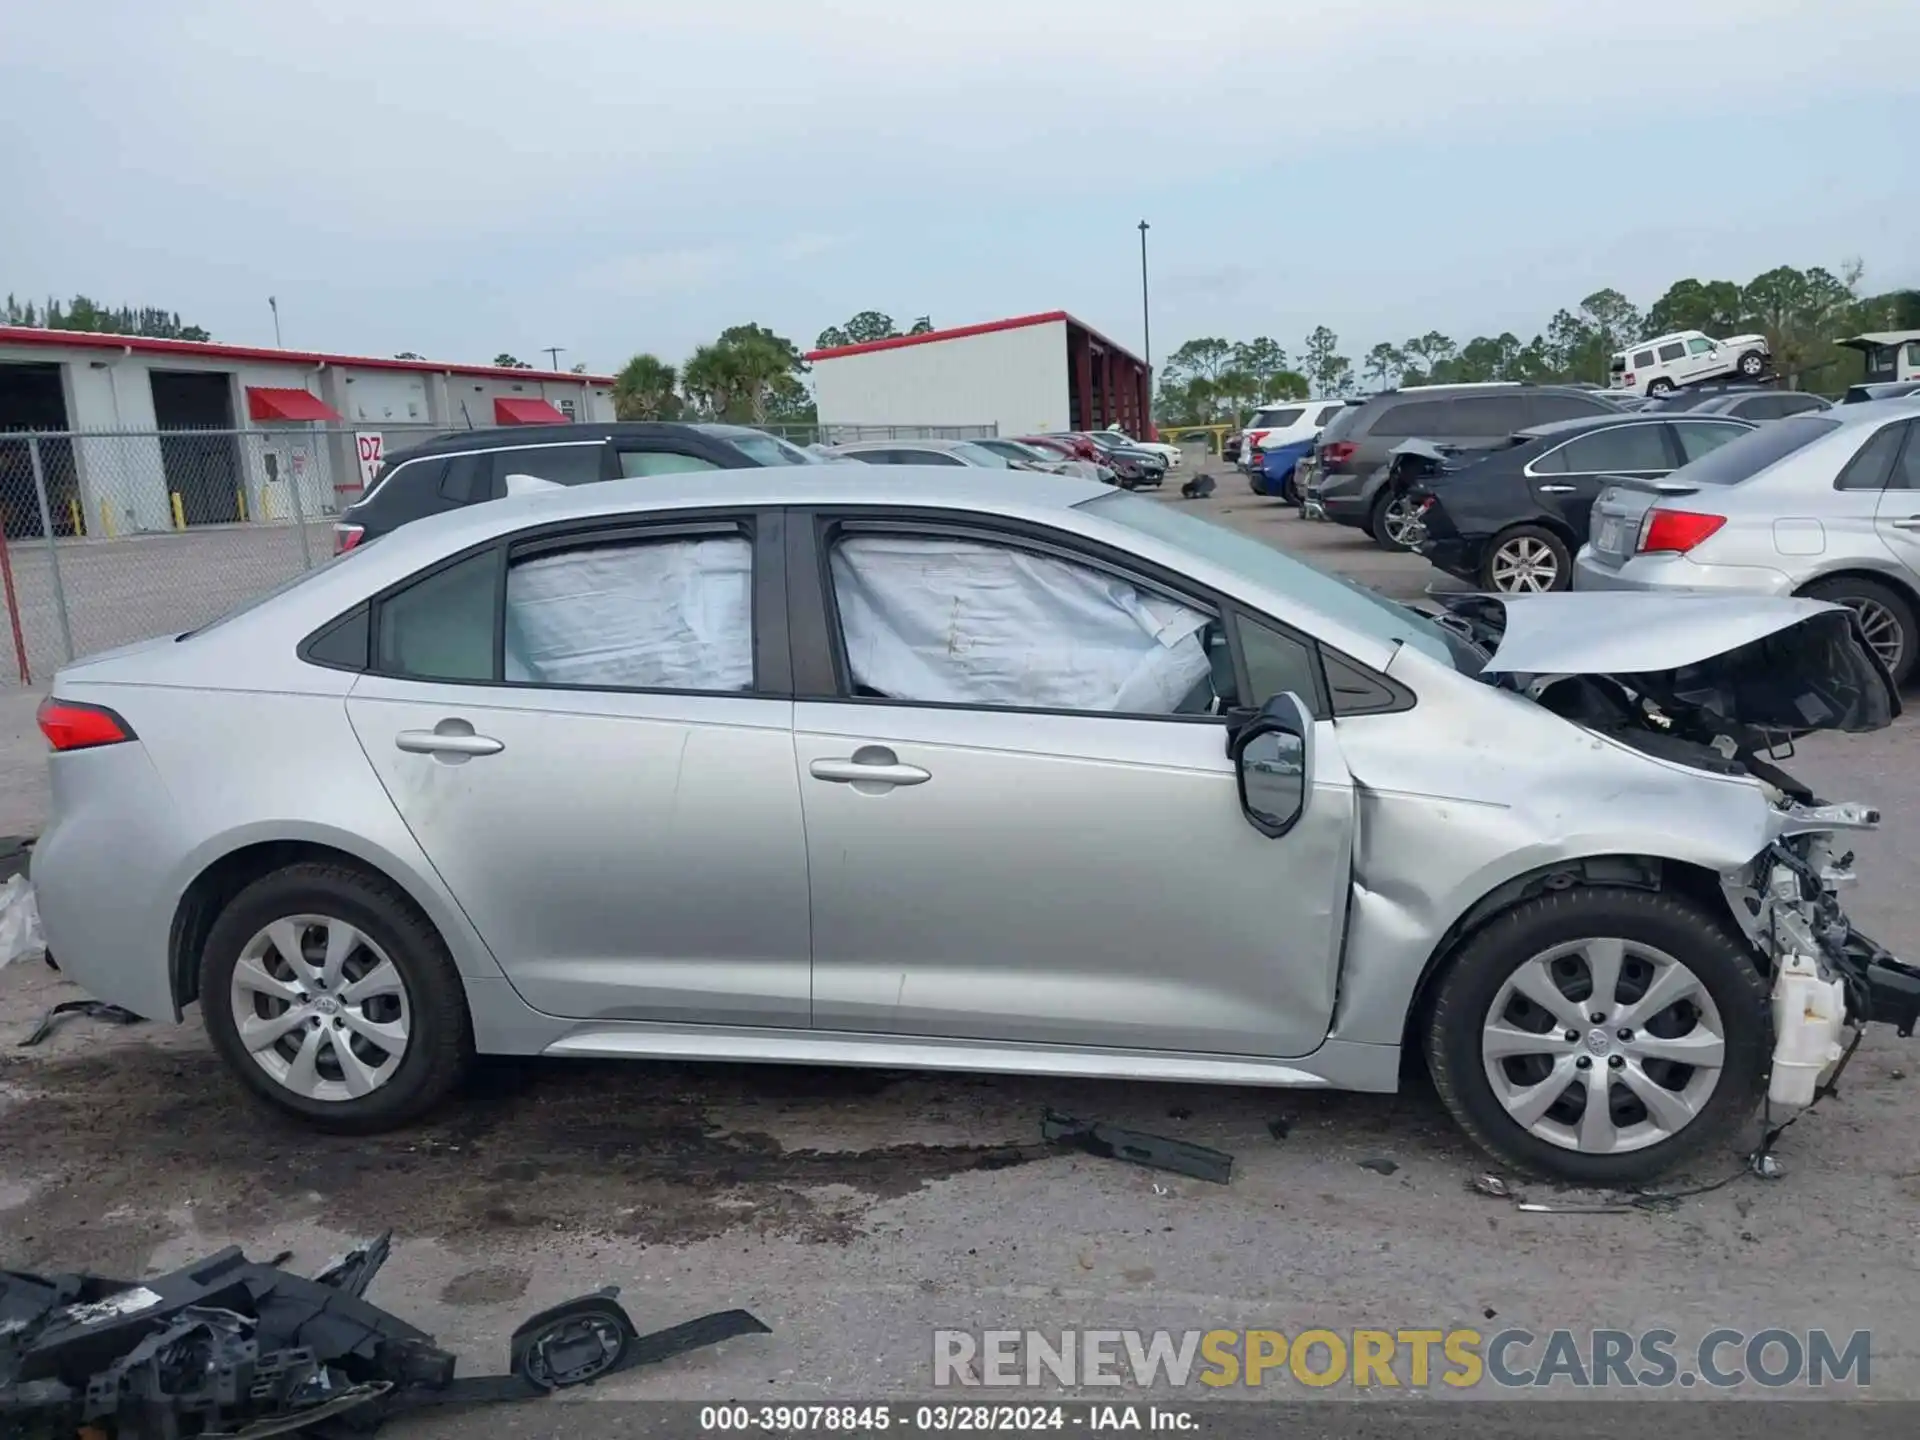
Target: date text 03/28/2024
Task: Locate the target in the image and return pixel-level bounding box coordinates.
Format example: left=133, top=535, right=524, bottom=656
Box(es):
left=699, top=1405, right=1193, bottom=1431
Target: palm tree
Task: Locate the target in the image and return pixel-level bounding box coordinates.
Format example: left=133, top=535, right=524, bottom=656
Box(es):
left=613, top=353, right=682, bottom=420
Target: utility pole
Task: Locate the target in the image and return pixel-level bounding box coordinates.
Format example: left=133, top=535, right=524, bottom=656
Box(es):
left=1137, top=220, right=1152, bottom=427
left=543, top=346, right=565, bottom=371
left=268, top=296, right=283, bottom=348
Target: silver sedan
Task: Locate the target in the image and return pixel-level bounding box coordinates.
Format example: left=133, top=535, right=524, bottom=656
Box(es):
left=28, top=467, right=1918, bottom=1183
left=1575, top=397, right=1920, bottom=684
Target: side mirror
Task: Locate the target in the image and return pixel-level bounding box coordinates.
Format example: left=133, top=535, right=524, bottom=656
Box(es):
left=1228, top=692, right=1312, bottom=838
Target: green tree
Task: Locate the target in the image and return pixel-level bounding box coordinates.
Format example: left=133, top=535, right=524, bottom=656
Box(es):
left=393, top=350, right=425, bottom=360
left=1362, top=343, right=1404, bottom=389
left=1301, top=326, right=1350, bottom=395
left=1645, top=278, right=1747, bottom=337
left=1164, top=337, right=1234, bottom=386
left=684, top=324, right=810, bottom=423
left=816, top=310, right=927, bottom=350
left=907, top=316, right=934, bottom=335
left=1399, top=331, right=1456, bottom=383
left=492, top=353, right=534, bottom=369
left=1230, top=337, right=1291, bottom=400
left=5, top=292, right=210, bottom=340
left=612, top=353, right=683, bottom=420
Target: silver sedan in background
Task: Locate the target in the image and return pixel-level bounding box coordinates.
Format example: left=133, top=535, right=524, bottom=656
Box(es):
left=27, top=468, right=1919, bottom=1184
left=1576, top=398, right=1920, bottom=684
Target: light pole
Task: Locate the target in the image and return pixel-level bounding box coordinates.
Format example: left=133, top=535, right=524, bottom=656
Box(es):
left=543, top=346, right=565, bottom=371
left=1137, top=220, right=1152, bottom=430
left=268, top=296, right=283, bottom=348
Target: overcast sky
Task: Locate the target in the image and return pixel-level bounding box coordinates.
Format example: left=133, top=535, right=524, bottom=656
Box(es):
left=3, top=1, right=1915, bottom=376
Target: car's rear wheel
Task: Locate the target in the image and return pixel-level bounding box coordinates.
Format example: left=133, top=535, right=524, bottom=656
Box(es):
left=1737, top=350, right=1767, bottom=378
left=1481, top=525, right=1572, bottom=593
left=1646, top=378, right=1675, bottom=396
left=1370, top=491, right=1422, bottom=550
left=1803, top=576, right=1916, bottom=687
left=201, top=861, right=473, bottom=1132
left=1424, top=887, right=1768, bottom=1185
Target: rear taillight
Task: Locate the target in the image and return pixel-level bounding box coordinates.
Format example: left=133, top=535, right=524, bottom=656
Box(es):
left=1246, top=429, right=1271, bottom=450
left=1321, top=441, right=1357, bottom=468
left=1638, top=509, right=1726, bottom=555
left=37, top=698, right=135, bottom=752
left=334, top=524, right=365, bottom=554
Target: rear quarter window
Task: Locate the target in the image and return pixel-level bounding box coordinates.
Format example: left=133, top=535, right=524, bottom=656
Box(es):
left=1251, top=407, right=1305, bottom=429
left=1368, top=399, right=1453, bottom=438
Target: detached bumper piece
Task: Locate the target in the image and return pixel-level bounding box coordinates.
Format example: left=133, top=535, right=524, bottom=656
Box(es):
left=1848, top=931, right=1920, bottom=1037
left=0, top=1232, right=769, bottom=1437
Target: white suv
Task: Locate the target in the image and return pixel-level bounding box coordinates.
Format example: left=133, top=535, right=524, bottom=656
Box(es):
left=1608, top=329, right=1772, bottom=397
left=1239, top=399, right=1348, bottom=471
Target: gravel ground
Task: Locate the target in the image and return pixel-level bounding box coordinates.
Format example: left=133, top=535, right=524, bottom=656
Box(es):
left=4, top=455, right=1919, bottom=1423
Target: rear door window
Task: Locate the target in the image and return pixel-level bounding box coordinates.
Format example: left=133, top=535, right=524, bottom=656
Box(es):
left=619, top=451, right=722, bottom=477
left=1450, top=395, right=1529, bottom=436
left=1886, top=424, right=1920, bottom=491
left=1553, top=423, right=1674, bottom=473
left=1370, top=399, right=1453, bottom=438
left=487, top=442, right=607, bottom=498
left=1633, top=349, right=1657, bottom=369
left=1314, top=405, right=1343, bottom=426
left=1525, top=392, right=1615, bottom=425
left=1657, top=341, right=1686, bottom=363
left=375, top=550, right=498, bottom=682
left=1836, top=423, right=1907, bottom=491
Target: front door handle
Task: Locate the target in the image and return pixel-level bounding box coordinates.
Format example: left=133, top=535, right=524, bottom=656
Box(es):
left=1536, top=483, right=1577, bottom=494
left=396, top=723, right=504, bottom=757
left=809, top=745, right=930, bottom=787
left=1891, top=516, right=1920, bottom=531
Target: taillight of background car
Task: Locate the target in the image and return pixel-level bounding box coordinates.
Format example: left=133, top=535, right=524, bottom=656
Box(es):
left=1637, top=510, right=1727, bottom=555
left=1320, top=441, right=1358, bottom=469
left=36, top=698, right=136, bottom=752
left=333, top=524, right=366, bottom=555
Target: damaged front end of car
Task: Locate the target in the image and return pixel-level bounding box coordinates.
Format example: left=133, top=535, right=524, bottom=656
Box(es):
left=1425, top=590, right=1920, bottom=1108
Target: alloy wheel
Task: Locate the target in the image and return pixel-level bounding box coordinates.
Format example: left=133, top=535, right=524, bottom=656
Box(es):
left=1489, top=536, right=1560, bottom=593
left=229, top=915, right=412, bottom=1101
left=1382, top=497, right=1423, bottom=547
left=1480, top=938, right=1725, bottom=1155
left=1840, top=597, right=1904, bottom=676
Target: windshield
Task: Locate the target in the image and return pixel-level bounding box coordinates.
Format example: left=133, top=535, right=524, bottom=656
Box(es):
left=729, top=432, right=819, bottom=466
left=1671, top=414, right=1840, bottom=485
left=1079, top=489, right=1455, bottom=666
left=985, top=440, right=1051, bottom=463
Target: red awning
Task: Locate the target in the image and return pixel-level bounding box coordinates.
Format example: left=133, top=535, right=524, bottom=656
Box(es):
left=494, top=397, right=568, bottom=425
left=246, top=386, right=342, bottom=422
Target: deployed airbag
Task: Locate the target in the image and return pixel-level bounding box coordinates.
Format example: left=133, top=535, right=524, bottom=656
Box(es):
left=831, top=536, right=1210, bottom=713
left=505, top=538, right=753, bottom=691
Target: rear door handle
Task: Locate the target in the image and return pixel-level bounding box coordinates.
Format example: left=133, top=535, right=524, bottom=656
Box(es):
left=1536, top=483, right=1577, bottom=494
left=396, top=726, right=504, bottom=757
left=1891, top=516, right=1920, bottom=531
left=810, top=746, right=930, bottom=787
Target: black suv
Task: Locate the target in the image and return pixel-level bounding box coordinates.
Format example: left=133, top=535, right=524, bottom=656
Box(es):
left=1298, top=384, right=1622, bottom=549
left=334, top=422, right=816, bottom=551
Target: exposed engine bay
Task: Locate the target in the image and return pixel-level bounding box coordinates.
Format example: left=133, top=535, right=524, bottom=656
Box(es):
left=1419, top=591, right=1920, bottom=1101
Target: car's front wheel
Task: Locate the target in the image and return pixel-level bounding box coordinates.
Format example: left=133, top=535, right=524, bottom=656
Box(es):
left=1423, top=888, right=1768, bottom=1185
left=201, top=860, right=474, bottom=1132
left=1737, top=350, right=1767, bottom=378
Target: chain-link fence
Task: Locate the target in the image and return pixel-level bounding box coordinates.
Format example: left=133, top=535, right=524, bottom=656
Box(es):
left=0, top=424, right=458, bottom=688
left=0, top=419, right=1002, bottom=689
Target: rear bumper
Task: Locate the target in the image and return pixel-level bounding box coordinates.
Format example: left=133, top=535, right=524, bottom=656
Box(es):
left=1416, top=536, right=1484, bottom=581
left=1572, top=547, right=1799, bottom=595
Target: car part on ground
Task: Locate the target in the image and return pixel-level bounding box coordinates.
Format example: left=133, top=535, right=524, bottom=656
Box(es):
left=1574, top=398, right=1920, bottom=685
left=0, top=1232, right=770, bottom=1436
left=1041, top=1109, right=1234, bottom=1183
left=1400, top=413, right=1756, bottom=592
left=27, top=468, right=1917, bottom=1184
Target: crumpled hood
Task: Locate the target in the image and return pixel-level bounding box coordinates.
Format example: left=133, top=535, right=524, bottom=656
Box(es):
left=1431, top=592, right=1899, bottom=736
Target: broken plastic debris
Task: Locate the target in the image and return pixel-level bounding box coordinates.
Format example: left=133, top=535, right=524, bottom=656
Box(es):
left=1470, top=1174, right=1514, bottom=1199
left=1041, top=1110, right=1233, bottom=1184
left=1358, top=1157, right=1399, bottom=1176
left=0, top=1233, right=771, bottom=1434
left=1749, top=1152, right=1786, bottom=1180
left=1266, top=1118, right=1292, bottom=1141
left=18, top=1000, right=144, bottom=1048
left=0, top=874, right=44, bottom=970
left=1515, top=1200, right=1637, bottom=1215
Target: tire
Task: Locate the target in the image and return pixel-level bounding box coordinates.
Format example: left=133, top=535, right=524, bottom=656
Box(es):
left=1802, top=575, right=1917, bottom=687
left=1646, top=378, right=1675, bottom=396
left=1369, top=490, right=1420, bottom=551
left=1279, top=470, right=1300, bottom=507
left=1737, top=350, right=1767, bottom=379
left=200, top=860, right=474, bottom=1133
left=1479, top=524, right=1572, bottom=593
left=1423, top=887, right=1769, bottom=1186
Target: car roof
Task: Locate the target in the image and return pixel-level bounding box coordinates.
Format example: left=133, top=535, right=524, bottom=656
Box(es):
left=1515, top=412, right=1702, bottom=441
left=1816, top=395, right=1920, bottom=426
left=384, top=421, right=738, bottom=462
left=829, top=437, right=981, bottom=453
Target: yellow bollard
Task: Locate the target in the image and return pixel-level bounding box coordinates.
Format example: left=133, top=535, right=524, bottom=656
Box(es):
left=98, top=500, right=116, bottom=540
left=171, top=492, right=186, bottom=531
left=67, top=497, right=82, bottom=537
left=236, top=487, right=248, bottom=522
